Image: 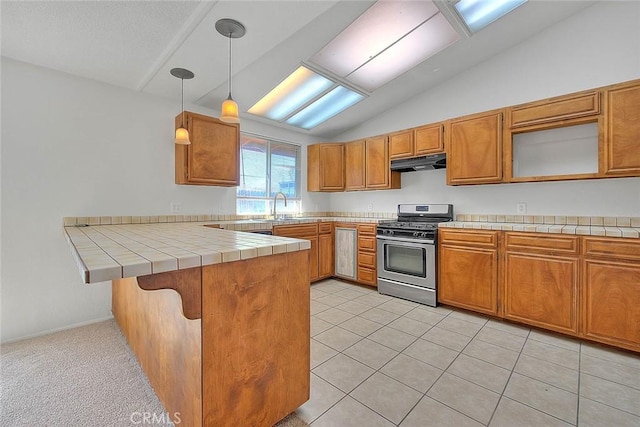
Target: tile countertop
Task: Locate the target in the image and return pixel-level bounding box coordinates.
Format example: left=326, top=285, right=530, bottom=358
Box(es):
left=64, top=216, right=384, bottom=284
left=439, top=221, right=640, bottom=238
left=65, top=223, right=313, bottom=284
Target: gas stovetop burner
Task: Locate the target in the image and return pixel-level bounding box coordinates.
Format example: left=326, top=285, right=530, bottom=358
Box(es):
left=377, top=204, right=454, bottom=240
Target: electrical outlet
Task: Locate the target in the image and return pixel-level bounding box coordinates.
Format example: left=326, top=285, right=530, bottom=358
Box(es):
left=170, top=202, right=182, bottom=213
left=516, top=202, right=527, bottom=214
left=367, top=203, right=373, bottom=211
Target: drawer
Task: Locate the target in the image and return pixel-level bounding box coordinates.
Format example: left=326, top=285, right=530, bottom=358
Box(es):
left=358, top=251, right=376, bottom=268
left=583, top=237, right=640, bottom=261
left=510, top=92, right=600, bottom=128
left=358, top=224, right=376, bottom=235
left=439, top=229, right=498, bottom=248
left=357, top=266, right=377, bottom=286
left=319, top=222, right=333, bottom=234
left=358, top=236, right=376, bottom=252
left=505, top=232, right=579, bottom=254
left=335, top=222, right=358, bottom=229
left=273, top=223, right=318, bottom=238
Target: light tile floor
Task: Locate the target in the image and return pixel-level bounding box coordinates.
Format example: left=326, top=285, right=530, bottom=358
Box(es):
left=296, top=279, right=640, bottom=426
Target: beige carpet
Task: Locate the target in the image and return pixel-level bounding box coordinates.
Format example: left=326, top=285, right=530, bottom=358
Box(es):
left=1, top=320, right=308, bottom=427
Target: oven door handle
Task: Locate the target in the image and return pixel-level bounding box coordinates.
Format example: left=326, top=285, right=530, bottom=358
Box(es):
left=376, top=235, right=435, bottom=245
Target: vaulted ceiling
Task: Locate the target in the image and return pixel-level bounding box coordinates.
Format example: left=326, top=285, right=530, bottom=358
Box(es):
left=1, top=1, right=596, bottom=138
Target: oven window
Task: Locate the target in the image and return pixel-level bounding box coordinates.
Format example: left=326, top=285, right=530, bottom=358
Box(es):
left=384, top=244, right=426, bottom=277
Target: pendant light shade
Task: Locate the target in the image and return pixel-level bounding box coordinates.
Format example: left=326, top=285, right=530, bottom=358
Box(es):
left=220, top=97, right=240, bottom=124
left=170, top=67, right=195, bottom=145
left=216, top=18, right=246, bottom=124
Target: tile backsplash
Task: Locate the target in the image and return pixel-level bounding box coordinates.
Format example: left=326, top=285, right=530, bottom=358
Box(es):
left=455, top=214, right=640, bottom=228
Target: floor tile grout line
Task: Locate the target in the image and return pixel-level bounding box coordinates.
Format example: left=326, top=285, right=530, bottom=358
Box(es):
left=309, top=281, right=640, bottom=426
left=486, top=327, right=532, bottom=426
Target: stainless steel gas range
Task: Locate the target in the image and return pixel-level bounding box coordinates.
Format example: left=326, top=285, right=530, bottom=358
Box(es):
left=376, top=204, right=453, bottom=307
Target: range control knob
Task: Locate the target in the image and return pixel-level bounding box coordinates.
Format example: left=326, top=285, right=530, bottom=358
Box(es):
left=412, top=231, right=420, bottom=238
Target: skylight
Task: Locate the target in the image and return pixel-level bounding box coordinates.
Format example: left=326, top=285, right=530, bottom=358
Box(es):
left=454, top=0, right=527, bottom=33
left=310, top=1, right=460, bottom=92
left=248, top=65, right=365, bottom=130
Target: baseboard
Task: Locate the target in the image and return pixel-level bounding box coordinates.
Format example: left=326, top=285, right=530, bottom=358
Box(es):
left=1, top=315, right=115, bottom=344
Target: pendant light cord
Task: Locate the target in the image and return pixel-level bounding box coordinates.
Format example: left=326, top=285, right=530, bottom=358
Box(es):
left=228, top=32, right=232, bottom=99
left=181, top=77, right=185, bottom=127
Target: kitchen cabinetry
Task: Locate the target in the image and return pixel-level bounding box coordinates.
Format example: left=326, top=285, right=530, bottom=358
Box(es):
left=582, top=237, right=640, bottom=352
left=438, top=228, right=640, bottom=353
left=603, top=80, right=640, bottom=176
left=307, top=144, right=344, bottom=192
left=335, top=224, right=357, bottom=280
left=344, top=140, right=366, bottom=190
left=503, top=233, right=580, bottom=335
left=446, top=110, right=503, bottom=185
left=438, top=229, right=499, bottom=316
left=273, top=223, right=319, bottom=282
left=357, top=224, right=377, bottom=286
left=318, top=223, right=334, bottom=280
left=343, top=137, right=400, bottom=191
left=389, top=124, right=444, bottom=160
left=175, top=111, right=240, bottom=186
left=366, top=136, right=400, bottom=189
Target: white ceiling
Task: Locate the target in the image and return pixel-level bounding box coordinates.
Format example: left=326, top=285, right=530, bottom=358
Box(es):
left=1, top=0, right=596, bottom=138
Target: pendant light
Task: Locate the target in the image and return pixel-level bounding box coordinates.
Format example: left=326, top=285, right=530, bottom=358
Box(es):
left=215, top=18, right=246, bottom=124
left=170, top=67, right=195, bottom=145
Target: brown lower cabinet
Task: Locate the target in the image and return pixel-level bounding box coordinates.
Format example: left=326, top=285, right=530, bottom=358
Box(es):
left=438, top=229, right=499, bottom=316
left=357, top=224, right=377, bottom=286
left=273, top=222, right=333, bottom=282
left=438, top=229, right=640, bottom=353
left=503, top=233, right=580, bottom=335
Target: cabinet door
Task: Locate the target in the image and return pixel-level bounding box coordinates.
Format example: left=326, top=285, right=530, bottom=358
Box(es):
left=439, top=245, right=498, bottom=315
left=447, top=111, right=503, bottom=185
left=604, top=81, right=640, bottom=175
left=583, top=259, right=640, bottom=352
left=504, top=253, right=579, bottom=335
left=320, top=144, right=345, bottom=190
left=318, top=233, right=334, bottom=279
left=389, top=130, right=414, bottom=160
left=175, top=112, right=239, bottom=186
left=414, top=124, right=444, bottom=156
left=334, top=227, right=357, bottom=280
left=309, top=236, right=319, bottom=282
left=365, top=136, right=390, bottom=188
left=344, top=140, right=366, bottom=190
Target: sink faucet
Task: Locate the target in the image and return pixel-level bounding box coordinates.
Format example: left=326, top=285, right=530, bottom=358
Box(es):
left=272, top=191, right=287, bottom=219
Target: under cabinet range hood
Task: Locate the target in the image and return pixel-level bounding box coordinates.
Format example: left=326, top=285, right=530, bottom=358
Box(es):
left=390, top=153, right=446, bottom=172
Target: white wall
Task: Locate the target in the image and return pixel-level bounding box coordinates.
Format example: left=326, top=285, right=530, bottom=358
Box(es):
left=330, top=1, right=640, bottom=216
left=0, top=58, right=327, bottom=342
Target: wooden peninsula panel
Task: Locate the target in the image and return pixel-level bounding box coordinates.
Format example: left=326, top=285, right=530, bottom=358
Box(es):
left=112, top=277, right=202, bottom=426
left=202, top=250, right=310, bottom=427
left=112, top=250, right=310, bottom=427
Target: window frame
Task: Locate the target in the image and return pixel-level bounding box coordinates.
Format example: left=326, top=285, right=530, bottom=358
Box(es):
left=236, top=132, right=302, bottom=215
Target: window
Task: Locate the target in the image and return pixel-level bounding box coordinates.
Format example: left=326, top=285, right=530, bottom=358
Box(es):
left=236, top=134, right=302, bottom=215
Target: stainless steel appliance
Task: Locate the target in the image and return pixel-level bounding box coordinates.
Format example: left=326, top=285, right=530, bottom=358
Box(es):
left=376, top=204, right=453, bottom=307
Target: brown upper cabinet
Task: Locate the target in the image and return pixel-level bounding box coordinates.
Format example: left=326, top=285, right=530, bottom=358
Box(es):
left=446, top=110, right=503, bottom=185
left=307, top=143, right=344, bottom=192
left=508, top=91, right=600, bottom=128
left=504, top=89, right=602, bottom=182
left=321, top=137, right=400, bottom=192
left=175, top=111, right=240, bottom=186
left=603, top=80, right=640, bottom=176
left=365, top=136, right=400, bottom=189
left=344, top=140, right=366, bottom=190
left=389, top=123, right=444, bottom=160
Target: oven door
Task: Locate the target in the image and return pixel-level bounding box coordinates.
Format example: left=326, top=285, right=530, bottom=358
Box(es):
left=376, top=235, right=435, bottom=289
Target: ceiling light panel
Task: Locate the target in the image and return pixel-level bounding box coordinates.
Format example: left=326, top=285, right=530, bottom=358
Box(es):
left=347, top=13, right=460, bottom=92
left=310, top=1, right=440, bottom=78
left=455, top=0, right=527, bottom=33
left=248, top=66, right=334, bottom=121
left=285, top=86, right=364, bottom=130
